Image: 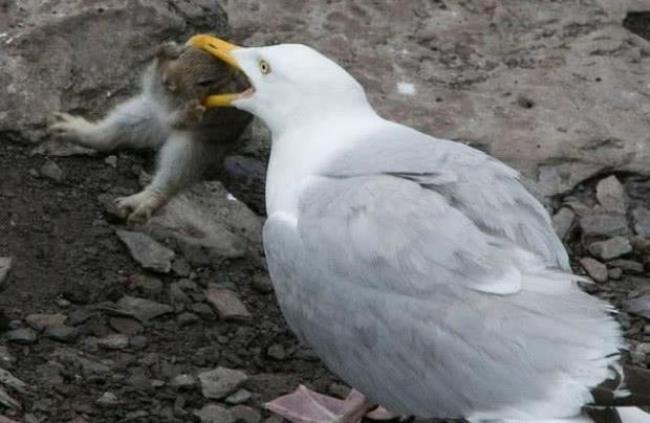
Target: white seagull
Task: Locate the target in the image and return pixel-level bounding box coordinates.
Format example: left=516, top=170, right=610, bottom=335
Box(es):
left=188, top=34, right=650, bottom=423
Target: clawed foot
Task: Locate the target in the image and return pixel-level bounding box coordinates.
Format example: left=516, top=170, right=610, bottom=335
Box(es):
left=170, top=99, right=206, bottom=129
left=114, top=191, right=165, bottom=224
left=48, top=112, right=95, bottom=142
left=265, top=385, right=399, bottom=423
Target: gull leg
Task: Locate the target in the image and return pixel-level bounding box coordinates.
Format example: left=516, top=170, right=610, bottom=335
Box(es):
left=265, top=385, right=391, bottom=423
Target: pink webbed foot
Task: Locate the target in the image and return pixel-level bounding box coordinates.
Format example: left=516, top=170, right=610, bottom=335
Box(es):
left=264, top=385, right=399, bottom=423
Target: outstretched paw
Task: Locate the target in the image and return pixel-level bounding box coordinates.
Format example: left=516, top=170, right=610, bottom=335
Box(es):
left=114, top=191, right=165, bottom=224
left=48, top=112, right=94, bottom=143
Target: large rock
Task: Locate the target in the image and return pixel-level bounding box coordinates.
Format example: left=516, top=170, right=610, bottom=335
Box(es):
left=224, top=0, right=650, bottom=196
left=143, top=181, right=263, bottom=261
left=0, top=0, right=229, bottom=144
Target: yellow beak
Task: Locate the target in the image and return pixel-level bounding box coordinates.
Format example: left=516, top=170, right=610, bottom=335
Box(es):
left=186, top=34, right=244, bottom=108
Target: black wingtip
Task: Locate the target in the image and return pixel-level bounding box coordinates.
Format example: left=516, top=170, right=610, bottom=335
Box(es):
left=592, top=366, right=650, bottom=407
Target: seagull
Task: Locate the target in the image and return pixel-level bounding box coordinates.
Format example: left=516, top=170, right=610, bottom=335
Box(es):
left=187, top=34, right=650, bottom=423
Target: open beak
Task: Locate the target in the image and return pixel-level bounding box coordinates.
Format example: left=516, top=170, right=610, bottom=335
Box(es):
left=186, top=34, right=251, bottom=108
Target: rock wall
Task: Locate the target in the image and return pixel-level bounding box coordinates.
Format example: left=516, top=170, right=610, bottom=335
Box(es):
left=223, top=0, right=650, bottom=196
left=0, top=0, right=229, bottom=143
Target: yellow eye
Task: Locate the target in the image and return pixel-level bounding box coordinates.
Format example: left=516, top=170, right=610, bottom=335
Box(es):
left=259, top=60, right=271, bottom=75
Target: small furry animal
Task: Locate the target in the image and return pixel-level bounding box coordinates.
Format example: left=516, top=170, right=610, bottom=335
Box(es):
left=49, top=41, right=251, bottom=222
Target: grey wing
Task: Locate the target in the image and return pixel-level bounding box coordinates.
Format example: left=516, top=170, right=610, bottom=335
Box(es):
left=264, top=174, right=619, bottom=418
left=325, top=125, right=569, bottom=270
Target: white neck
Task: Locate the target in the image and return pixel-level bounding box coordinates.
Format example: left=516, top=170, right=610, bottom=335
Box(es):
left=264, top=107, right=380, bottom=217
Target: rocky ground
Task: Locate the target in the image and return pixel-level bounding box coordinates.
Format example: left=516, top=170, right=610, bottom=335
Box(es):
left=1, top=1, right=650, bottom=423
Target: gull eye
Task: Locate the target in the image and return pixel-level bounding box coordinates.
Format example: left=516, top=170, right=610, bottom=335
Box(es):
left=259, top=60, right=271, bottom=75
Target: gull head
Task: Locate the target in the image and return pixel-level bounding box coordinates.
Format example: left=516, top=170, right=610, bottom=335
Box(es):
left=187, top=35, right=371, bottom=133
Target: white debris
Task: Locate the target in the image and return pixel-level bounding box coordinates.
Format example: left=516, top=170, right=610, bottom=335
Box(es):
left=397, top=82, right=416, bottom=96
left=226, top=193, right=238, bottom=202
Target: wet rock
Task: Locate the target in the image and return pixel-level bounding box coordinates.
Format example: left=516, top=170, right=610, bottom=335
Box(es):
left=5, top=328, right=37, bottom=344
left=0, top=257, right=12, bottom=290
left=0, top=367, right=28, bottom=394
left=552, top=207, right=575, bottom=240
left=579, top=213, right=629, bottom=237
left=579, top=257, right=608, bottom=283
left=116, top=230, right=175, bottom=273
left=44, top=325, right=78, bottom=342
left=632, top=207, right=650, bottom=238
left=169, top=282, right=193, bottom=306
left=226, top=389, right=252, bottom=405
left=114, top=295, right=174, bottom=323
left=40, top=161, right=64, bottom=182
left=97, top=334, right=129, bottom=350
left=194, top=404, right=235, bottom=423
left=596, top=175, right=626, bottom=213
left=205, top=287, right=251, bottom=322
left=25, top=313, right=66, bottom=332
left=170, top=374, right=197, bottom=390
left=198, top=367, right=249, bottom=400
left=230, top=405, right=261, bottom=423
left=68, top=309, right=94, bottom=326
left=0, top=416, right=19, bottom=423
left=588, top=236, right=633, bottom=260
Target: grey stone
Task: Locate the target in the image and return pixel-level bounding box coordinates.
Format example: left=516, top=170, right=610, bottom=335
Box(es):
left=0, top=346, right=16, bottom=369
left=109, top=317, right=143, bottom=335
left=579, top=257, right=608, bottom=283
left=198, top=367, right=248, bottom=400
left=230, top=405, right=261, bottom=423
left=0, top=368, right=28, bottom=394
left=0, top=257, right=12, bottom=290
left=116, top=230, right=175, bottom=273
left=177, top=312, right=200, bottom=326
left=205, top=287, right=251, bottom=322
left=104, top=155, right=118, bottom=168
left=608, top=259, right=644, bottom=273
left=128, top=274, right=164, bottom=296
left=632, top=207, right=650, bottom=238
left=626, top=296, right=650, bottom=320
left=223, top=1, right=650, bottom=197
left=588, top=236, right=633, bottom=260
left=0, top=385, right=20, bottom=411
left=194, top=404, right=235, bottom=423
left=267, top=344, right=287, bottom=360
left=144, top=181, right=263, bottom=261
left=596, top=175, right=626, bottom=213
left=25, top=313, right=66, bottom=332
left=5, top=328, right=37, bottom=344
left=129, top=335, right=148, bottom=350
left=170, top=374, right=197, bottom=390
left=44, top=325, right=78, bottom=342
left=3, top=0, right=229, bottom=145
left=115, top=295, right=173, bottom=323
left=96, top=392, right=120, bottom=407
left=551, top=207, right=575, bottom=240
left=192, top=303, right=216, bottom=320
left=579, top=213, right=629, bottom=237
left=40, top=161, right=64, bottom=182
left=608, top=267, right=623, bottom=280
left=98, top=334, right=129, bottom=350
left=225, top=389, right=252, bottom=405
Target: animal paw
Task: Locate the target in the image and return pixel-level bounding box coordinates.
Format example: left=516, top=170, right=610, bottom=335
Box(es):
left=171, top=99, right=206, bottom=129
left=48, top=112, right=95, bottom=142
left=114, top=191, right=165, bottom=224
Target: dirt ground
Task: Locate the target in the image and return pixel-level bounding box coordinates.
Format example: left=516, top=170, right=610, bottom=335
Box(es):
left=0, top=140, right=343, bottom=422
